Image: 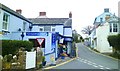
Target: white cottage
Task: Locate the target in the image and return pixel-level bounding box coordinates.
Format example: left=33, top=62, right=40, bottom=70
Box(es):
left=25, top=12, right=72, bottom=65
left=0, top=3, right=32, bottom=40
left=90, top=8, right=120, bottom=53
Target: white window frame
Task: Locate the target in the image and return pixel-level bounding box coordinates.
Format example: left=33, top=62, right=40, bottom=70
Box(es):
left=39, top=26, right=44, bottom=32
left=2, top=13, right=9, bottom=31
left=23, top=21, right=26, bottom=31
left=110, top=23, right=112, bottom=32
left=51, top=26, right=55, bottom=32
left=113, top=23, right=118, bottom=32
left=110, top=23, right=118, bottom=33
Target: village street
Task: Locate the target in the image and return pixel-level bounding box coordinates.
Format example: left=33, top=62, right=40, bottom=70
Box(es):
left=50, top=43, right=119, bottom=70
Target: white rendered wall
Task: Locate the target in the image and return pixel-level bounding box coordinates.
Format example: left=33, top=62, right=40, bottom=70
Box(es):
left=96, top=22, right=112, bottom=53
left=64, top=28, right=72, bottom=37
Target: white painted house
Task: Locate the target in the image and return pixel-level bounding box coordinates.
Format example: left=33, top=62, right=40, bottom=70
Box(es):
left=0, top=3, right=32, bottom=40
left=90, top=8, right=120, bottom=53
left=25, top=12, right=72, bottom=65
left=0, top=3, right=73, bottom=65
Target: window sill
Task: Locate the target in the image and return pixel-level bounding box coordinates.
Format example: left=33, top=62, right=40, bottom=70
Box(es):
left=2, top=29, right=10, bottom=33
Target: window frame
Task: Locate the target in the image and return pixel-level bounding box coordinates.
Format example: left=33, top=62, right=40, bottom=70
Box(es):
left=110, top=23, right=118, bottom=33
left=44, top=26, right=51, bottom=32
left=23, top=21, right=26, bottom=31
left=39, top=26, right=44, bottom=32
left=51, top=26, right=56, bottom=32
left=2, top=13, right=9, bottom=31
left=113, top=23, right=118, bottom=32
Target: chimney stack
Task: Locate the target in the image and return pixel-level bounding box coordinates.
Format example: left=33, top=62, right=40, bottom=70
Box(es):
left=39, top=12, right=46, bottom=16
left=16, top=9, right=22, bottom=14
left=104, top=8, right=109, bottom=12
left=69, top=12, right=72, bottom=18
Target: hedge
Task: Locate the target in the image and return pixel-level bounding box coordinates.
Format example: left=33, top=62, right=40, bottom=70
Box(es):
left=2, top=40, right=33, bottom=56
left=108, top=34, right=120, bottom=52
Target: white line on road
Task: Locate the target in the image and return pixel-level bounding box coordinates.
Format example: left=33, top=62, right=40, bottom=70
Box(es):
left=93, top=65, right=98, bottom=68
left=87, top=62, right=93, bottom=65
left=87, top=61, right=92, bottom=63
left=100, top=68, right=104, bottom=69
left=92, top=62, right=96, bottom=65
left=83, top=61, right=87, bottom=63
left=77, top=57, right=111, bottom=69
left=105, top=67, right=110, bottom=69
left=98, top=65, right=103, bottom=67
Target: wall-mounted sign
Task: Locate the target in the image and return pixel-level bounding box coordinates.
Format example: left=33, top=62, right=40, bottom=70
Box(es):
left=59, top=38, right=64, bottom=44
left=51, top=33, right=56, bottom=50
left=36, top=38, right=45, bottom=46
left=26, top=32, right=48, bottom=36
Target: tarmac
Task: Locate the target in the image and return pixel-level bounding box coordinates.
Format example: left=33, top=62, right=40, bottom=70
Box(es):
left=35, top=56, right=77, bottom=71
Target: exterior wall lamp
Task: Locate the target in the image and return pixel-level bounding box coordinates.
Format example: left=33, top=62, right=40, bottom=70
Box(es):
left=21, top=32, right=24, bottom=40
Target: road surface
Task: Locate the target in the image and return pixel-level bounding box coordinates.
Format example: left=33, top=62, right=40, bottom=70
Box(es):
left=51, top=43, right=119, bottom=71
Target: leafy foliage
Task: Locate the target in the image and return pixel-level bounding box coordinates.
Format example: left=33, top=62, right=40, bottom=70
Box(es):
left=2, top=40, right=33, bottom=56
left=108, top=34, right=120, bottom=53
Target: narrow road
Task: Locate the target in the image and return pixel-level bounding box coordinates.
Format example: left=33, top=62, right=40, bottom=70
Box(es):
left=51, top=43, right=119, bottom=70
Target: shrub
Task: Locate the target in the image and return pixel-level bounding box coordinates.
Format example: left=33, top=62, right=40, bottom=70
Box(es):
left=108, top=34, right=120, bottom=53
left=2, top=40, right=33, bottom=56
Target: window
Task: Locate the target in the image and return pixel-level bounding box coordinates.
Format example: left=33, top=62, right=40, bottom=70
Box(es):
left=100, top=18, right=103, bottom=23
left=2, top=13, right=9, bottom=31
left=51, top=26, right=55, bottom=32
left=39, top=26, right=44, bottom=31
left=110, top=23, right=118, bottom=32
left=23, top=21, right=26, bottom=31
left=110, top=23, right=112, bottom=32
left=44, top=26, right=51, bottom=32
left=113, top=23, right=118, bottom=32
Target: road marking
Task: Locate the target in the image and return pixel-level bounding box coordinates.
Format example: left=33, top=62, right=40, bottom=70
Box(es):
left=93, top=65, right=98, bottom=67
left=87, top=62, right=92, bottom=65
left=92, top=62, right=96, bottom=65
left=98, top=65, right=103, bottom=67
left=100, top=68, right=104, bottom=69
left=77, top=57, right=111, bottom=69
left=88, top=61, right=92, bottom=63
left=105, top=67, right=110, bottom=69
left=83, top=61, right=87, bottom=63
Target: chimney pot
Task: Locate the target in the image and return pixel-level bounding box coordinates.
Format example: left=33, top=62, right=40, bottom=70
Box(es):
left=16, top=9, right=22, bottom=14
left=69, top=12, right=72, bottom=18
left=39, top=12, right=46, bottom=16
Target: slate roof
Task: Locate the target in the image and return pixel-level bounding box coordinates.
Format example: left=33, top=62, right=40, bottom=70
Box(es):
left=93, top=12, right=113, bottom=25
left=0, top=3, right=32, bottom=24
left=28, top=18, right=72, bottom=27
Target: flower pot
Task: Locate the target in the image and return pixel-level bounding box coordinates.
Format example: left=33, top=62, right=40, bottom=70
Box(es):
left=42, top=61, right=46, bottom=66
left=61, top=56, right=65, bottom=59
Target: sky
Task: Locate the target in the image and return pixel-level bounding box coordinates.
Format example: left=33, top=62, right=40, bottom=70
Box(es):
left=0, top=0, right=119, bottom=37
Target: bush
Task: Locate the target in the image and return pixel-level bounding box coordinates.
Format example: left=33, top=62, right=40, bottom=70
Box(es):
left=2, top=40, right=33, bottom=56
left=108, top=34, right=120, bottom=53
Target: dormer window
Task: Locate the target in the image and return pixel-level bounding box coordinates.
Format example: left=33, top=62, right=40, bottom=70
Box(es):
left=2, top=13, right=9, bottom=31
left=100, top=18, right=103, bottom=23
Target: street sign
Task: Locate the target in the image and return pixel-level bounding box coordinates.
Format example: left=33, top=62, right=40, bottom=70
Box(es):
left=36, top=38, right=45, bottom=46
left=26, top=32, right=48, bottom=36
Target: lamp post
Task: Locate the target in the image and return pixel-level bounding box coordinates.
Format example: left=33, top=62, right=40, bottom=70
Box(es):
left=21, top=32, right=24, bottom=40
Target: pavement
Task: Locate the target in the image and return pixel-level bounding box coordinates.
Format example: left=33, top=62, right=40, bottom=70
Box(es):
left=43, top=56, right=76, bottom=70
